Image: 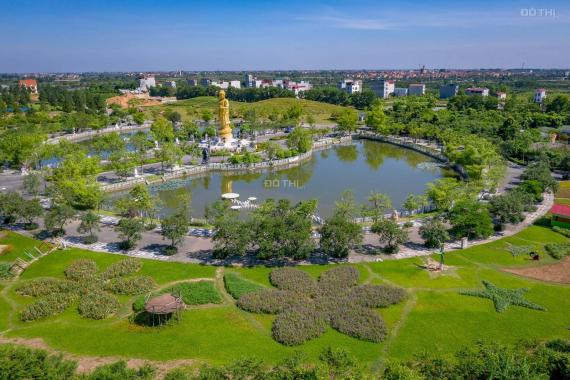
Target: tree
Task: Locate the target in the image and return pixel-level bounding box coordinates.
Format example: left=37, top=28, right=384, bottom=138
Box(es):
left=23, top=173, right=42, bottom=196
left=77, top=210, right=101, bottom=244
left=44, top=204, right=75, bottom=236
left=209, top=201, right=251, bottom=258
left=419, top=218, right=449, bottom=248
left=521, top=159, right=559, bottom=193
left=250, top=199, right=316, bottom=260
left=201, top=109, right=213, bottom=124
left=115, top=218, right=144, bottom=250
left=448, top=200, right=494, bottom=240
left=334, top=190, right=359, bottom=219
left=20, top=199, right=43, bottom=229
left=371, top=218, right=408, bottom=253
left=336, top=109, right=358, bottom=134
left=403, top=193, right=427, bottom=215
left=286, top=127, right=313, bottom=153
left=366, top=104, right=388, bottom=133
left=426, top=178, right=463, bottom=212
left=319, top=212, right=363, bottom=258
left=115, top=184, right=155, bottom=221
left=362, top=192, right=392, bottom=223
left=0, top=191, right=24, bottom=224
left=161, top=210, right=190, bottom=255
left=488, top=192, right=527, bottom=229
left=150, top=117, right=174, bottom=143
left=130, top=131, right=151, bottom=175
left=158, top=142, right=183, bottom=172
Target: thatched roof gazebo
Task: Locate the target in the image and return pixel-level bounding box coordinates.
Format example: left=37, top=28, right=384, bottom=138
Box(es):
left=144, top=294, right=184, bottom=326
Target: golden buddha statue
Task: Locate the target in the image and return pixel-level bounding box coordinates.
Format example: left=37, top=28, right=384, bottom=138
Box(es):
left=218, top=90, right=233, bottom=144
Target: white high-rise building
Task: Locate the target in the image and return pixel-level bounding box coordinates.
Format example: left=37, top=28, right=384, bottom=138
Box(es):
left=338, top=79, right=362, bottom=94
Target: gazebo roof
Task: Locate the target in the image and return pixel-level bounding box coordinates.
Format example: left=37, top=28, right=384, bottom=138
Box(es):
left=144, top=294, right=184, bottom=315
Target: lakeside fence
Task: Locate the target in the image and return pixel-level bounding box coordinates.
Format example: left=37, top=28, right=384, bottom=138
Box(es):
left=47, top=122, right=151, bottom=144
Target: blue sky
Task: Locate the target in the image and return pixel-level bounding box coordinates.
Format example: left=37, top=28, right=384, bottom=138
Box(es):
left=0, top=0, right=569, bottom=72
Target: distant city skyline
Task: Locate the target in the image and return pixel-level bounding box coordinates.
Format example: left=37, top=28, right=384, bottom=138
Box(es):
left=0, top=0, right=569, bottom=73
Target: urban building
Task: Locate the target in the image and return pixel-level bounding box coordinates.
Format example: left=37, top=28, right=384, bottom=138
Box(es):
left=439, top=84, right=459, bottom=99
left=163, top=81, right=176, bottom=88
left=370, top=80, right=395, bottom=98
left=137, top=75, right=156, bottom=92
left=496, top=92, right=507, bottom=100
left=465, top=87, right=489, bottom=96
left=18, top=79, right=38, bottom=94
left=534, top=88, right=547, bottom=103
left=187, top=79, right=198, bottom=87
left=337, top=79, right=362, bottom=94
left=394, top=88, right=408, bottom=97
left=408, top=83, right=426, bottom=96
left=285, top=80, right=312, bottom=95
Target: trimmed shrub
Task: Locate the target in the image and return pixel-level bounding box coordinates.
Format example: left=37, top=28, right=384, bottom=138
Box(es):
left=83, top=235, right=98, bottom=244
left=16, top=278, right=74, bottom=297
left=20, top=293, right=77, bottom=321
left=77, top=291, right=120, bottom=319
left=270, top=268, right=318, bottom=295
left=272, top=306, right=327, bottom=346
left=552, top=226, right=570, bottom=238
left=545, top=243, right=570, bottom=259
left=349, top=285, right=407, bottom=308
left=132, top=295, right=147, bottom=313
left=102, top=258, right=142, bottom=279
left=237, top=266, right=406, bottom=345
left=82, top=360, right=156, bottom=380
left=64, top=259, right=98, bottom=281
left=223, top=273, right=264, bottom=299
left=330, top=306, right=388, bottom=342
left=106, top=276, right=157, bottom=295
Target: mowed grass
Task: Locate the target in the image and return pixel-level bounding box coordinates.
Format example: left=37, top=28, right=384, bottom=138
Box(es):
left=223, top=273, right=265, bottom=299
left=1, top=225, right=570, bottom=368
left=145, top=96, right=352, bottom=125
left=0, top=231, right=44, bottom=263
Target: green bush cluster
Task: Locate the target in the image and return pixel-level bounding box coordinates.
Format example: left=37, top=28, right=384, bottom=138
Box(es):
left=0, top=344, right=77, bottom=379
left=237, top=266, right=406, bottom=345
left=77, top=290, right=120, bottom=320
left=552, top=226, right=570, bottom=238
left=20, top=293, right=77, bottom=322
left=545, top=243, right=570, bottom=259
left=0, top=263, right=13, bottom=279
left=16, top=278, right=73, bottom=297
left=102, top=258, right=142, bottom=279
left=223, top=273, right=264, bottom=299
left=20, top=258, right=155, bottom=321
left=64, top=259, right=98, bottom=281
left=105, top=276, right=157, bottom=295
left=164, top=281, right=222, bottom=305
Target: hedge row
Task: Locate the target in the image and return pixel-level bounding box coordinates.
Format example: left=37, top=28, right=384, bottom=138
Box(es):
left=16, top=278, right=74, bottom=297
left=105, top=276, right=157, bottom=295
left=223, top=273, right=265, bottom=299
left=545, top=243, right=570, bottom=259
left=20, top=293, right=77, bottom=321
left=0, top=263, right=12, bottom=279
left=77, top=291, right=120, bottom=319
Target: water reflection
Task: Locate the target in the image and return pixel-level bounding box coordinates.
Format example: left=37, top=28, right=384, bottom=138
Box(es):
left=109, top=140, right=446, bottom=218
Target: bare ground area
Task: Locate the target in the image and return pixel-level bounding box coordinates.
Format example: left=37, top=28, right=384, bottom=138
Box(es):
left=503, top=257, right=570, bottom=284
left=0, top=336, right=196, bottom=378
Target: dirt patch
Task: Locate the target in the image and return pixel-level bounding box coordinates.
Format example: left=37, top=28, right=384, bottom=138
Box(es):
left=106, top=93, right=163, bottom=108
left=503, top=257, right=570, bottom=284
left=0, top=336, right=196, bottom=378
left=0, top=245, right=10, bottom=255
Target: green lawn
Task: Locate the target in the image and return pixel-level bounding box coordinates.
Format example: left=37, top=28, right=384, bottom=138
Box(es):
left=145, top=96, right=352, bottom=125
left=1, top=225, right=569, bottom=371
